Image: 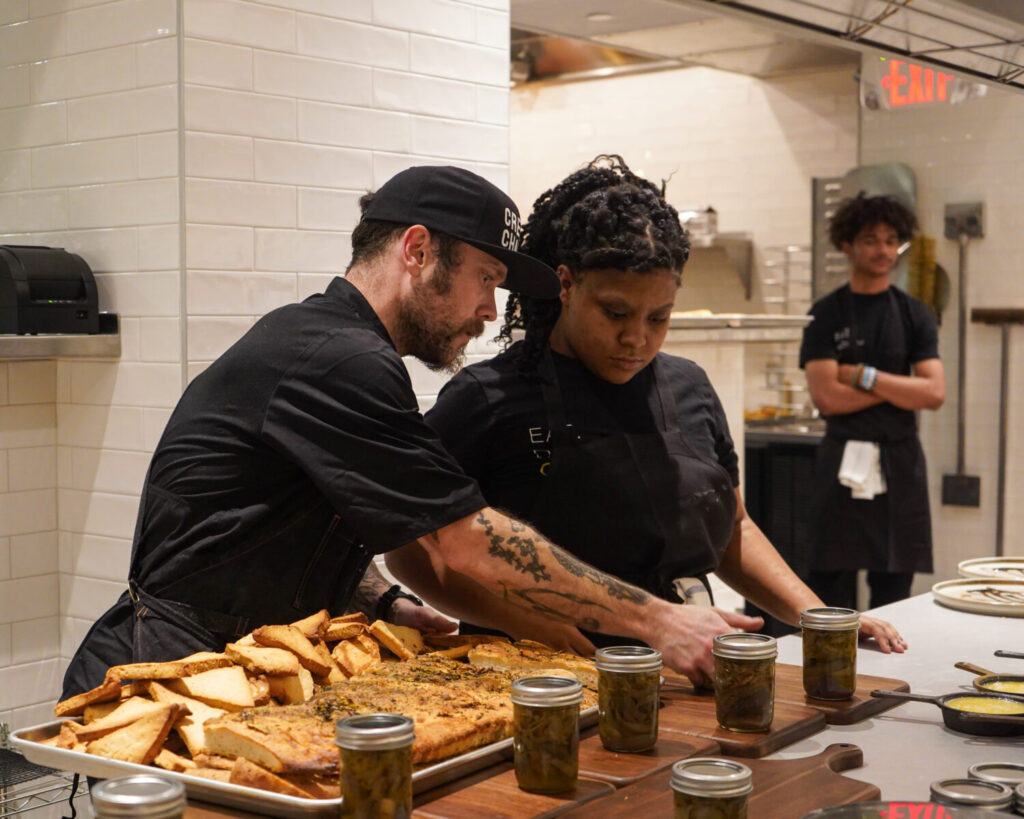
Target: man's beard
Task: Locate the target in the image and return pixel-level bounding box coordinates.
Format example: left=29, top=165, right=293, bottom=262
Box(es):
left=396, top=275, right=485, bottom=375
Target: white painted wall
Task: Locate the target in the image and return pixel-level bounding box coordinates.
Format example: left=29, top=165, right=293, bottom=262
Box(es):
left=0, top=0, right=511, bottom=729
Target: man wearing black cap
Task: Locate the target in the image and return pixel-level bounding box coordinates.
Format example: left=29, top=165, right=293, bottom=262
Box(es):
left=62, top=165, right=728, bottom=698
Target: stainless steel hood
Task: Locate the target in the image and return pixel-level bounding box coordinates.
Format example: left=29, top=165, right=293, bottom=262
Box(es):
left=511, top=0, right=1024, bottom=92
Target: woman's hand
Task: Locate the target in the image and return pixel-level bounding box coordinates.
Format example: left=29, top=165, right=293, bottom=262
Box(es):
left=389, top=599, right=457, bottom=634
left=858, top=615, right=907, bottom=653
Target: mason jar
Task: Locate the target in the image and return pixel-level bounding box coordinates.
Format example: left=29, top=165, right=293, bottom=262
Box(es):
left=967, top=761, right=1024, bottom=790
left=594, top=645, right=662, bottom=752
left=335, top=713, right=415, bottom=819
left=671, top=757, right=753, bottom=818
left=510, top=675, right=583, bottom=794
left=801, top=607, right=860, bottom=700
left=91, top=775, right=186, bottom=819
left=712, top=633, right=777, bottom=732
left=930, top=778, right=1014, bottom=811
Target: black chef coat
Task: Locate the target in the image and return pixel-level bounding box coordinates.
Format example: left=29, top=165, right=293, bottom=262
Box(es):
left=62, top=277, right=485, bottom=698
left=426, top=343, right=739, bottom=626
left=799, top=284, right=939, bottom=572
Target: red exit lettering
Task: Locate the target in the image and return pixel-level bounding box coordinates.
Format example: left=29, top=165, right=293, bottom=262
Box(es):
left=880, top=59, right=955, bottom=107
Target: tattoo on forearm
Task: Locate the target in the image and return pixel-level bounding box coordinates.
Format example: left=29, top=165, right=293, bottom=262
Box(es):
left=551, top=546, right=651, bottom=605
left=348, top=562, right=391, bottom=617
left=477, top=511, right=551, bottom=582
left=498, top=582, right=605, bottom=631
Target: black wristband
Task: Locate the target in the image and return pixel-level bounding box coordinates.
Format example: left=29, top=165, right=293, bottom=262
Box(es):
left=375, top=584, right=423, bottom=621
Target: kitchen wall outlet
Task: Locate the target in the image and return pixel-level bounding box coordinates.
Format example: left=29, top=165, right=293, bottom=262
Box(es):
left=944, top=202, right=984, bottom=239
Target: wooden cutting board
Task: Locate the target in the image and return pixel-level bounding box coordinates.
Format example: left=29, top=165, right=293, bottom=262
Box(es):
left=657, top=678, right=826, bottom=758
left=577, top=732, right=720, bottom=787
left=773, top=662, right=911, bottom=724
left=557, top=743, right=880, bottom=818
left=413, top=762, right=614, bottom=818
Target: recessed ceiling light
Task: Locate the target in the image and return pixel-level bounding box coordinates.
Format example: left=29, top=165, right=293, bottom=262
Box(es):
left=587, top=12, right=613, bottom=23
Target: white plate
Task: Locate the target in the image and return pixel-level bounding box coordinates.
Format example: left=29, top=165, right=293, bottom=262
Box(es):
left=958, top=556, right=1024, bottom=580
left=932, top=578, right=1024, bottom=617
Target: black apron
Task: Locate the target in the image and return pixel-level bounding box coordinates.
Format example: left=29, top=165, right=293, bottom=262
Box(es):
left=464, top=351, right=737, bottom=648
left=809, top=288, right=932, bottom=573
left=61, top=481, right=372, bottom=700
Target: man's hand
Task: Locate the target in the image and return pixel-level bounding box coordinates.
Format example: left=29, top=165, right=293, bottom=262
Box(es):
left=389, top=598, right=457, bottom=635
left=645, top=603, right=764, bottom=688
left=858, top=615, right=907, bottom=653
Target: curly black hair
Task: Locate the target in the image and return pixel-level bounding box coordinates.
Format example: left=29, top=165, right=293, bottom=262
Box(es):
left=828, top=191, right=918, bottom=249
left=499, top=154, right=690, bottom=375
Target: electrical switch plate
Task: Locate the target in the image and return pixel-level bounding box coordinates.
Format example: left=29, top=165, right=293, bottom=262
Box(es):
left=944, top=202, right=984, bottom=239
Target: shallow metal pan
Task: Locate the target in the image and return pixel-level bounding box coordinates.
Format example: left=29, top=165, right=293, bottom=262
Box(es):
left=955, top=661, right=1024, bottom=695
left=870, top=689, right=1024, bottom=737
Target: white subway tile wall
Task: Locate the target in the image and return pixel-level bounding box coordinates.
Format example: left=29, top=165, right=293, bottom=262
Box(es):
left=0, top=0, right=512, bottom=728
left=860, top=77, right=1024, bottom=595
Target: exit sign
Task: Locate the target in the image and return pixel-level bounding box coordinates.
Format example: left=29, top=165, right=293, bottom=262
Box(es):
left=860, top=56, right=986, bottom=111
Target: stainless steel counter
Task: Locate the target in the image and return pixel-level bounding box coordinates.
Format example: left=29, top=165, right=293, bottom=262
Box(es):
left=0, top=313, right=120, bottom=359
left=745, top=419, right=825, bottom=445
left=770, top=592, right=1024, bottom=801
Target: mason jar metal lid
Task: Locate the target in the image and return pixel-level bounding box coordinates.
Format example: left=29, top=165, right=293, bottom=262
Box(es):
left=712, top=632, right=778, bottom=660
left=930, top=777, right=1014, bottom=808
left=90, top=775, right=186, bottom=818
left=594, top=645, right=663, bottom=673
left=968, top=761, right=1024, bottom=786
left=335, top=713, right=415, bottom=751
left=671, top=758, right=753, bottom=798
left=510, top=675, right=583, bottom=707
left=800, top=607, right=861, bottom=630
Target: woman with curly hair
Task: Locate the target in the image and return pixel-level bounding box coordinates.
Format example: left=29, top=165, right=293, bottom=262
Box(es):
left=391, top=157, right=904, bottom=684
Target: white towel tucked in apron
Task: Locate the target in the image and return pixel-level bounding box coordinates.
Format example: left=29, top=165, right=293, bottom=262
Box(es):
left=838, top=440, right=887, bottom=499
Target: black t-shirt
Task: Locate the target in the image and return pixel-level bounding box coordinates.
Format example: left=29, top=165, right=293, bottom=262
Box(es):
left=133, top=277, right=486, bottom=590
left=424, top=343, right=739, bottom=522
left=799, top=284, right=939, bottom=441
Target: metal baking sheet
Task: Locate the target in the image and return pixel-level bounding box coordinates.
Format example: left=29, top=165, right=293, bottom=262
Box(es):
left=12, top=706, right=598, bottom=817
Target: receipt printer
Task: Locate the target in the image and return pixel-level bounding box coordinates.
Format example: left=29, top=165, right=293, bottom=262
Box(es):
left=0, top=245, right=99, bottom=334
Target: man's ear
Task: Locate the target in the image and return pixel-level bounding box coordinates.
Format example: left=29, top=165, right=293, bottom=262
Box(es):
left=400, top=226, right=433, bottom=279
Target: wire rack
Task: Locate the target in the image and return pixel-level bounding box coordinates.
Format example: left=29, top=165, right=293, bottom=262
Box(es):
left=0, top=726, right=87, bottom=818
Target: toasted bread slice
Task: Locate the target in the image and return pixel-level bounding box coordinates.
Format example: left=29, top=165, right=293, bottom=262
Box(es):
left=467, top=639, right=598, bottom=690
left=203, top=710, right=339, bottom=775
left=331, top=612, right=368, bottom=626
left=368, top=621, right=423, bottom=659
left=86, top=704, right=183, bottom=765
left=145, top=681, right=226, bottom=756
left=290, top=609, right=330, bottom=642
left=153, top=747, right=197, bottom=772
left=56, top=721, right=87, bottom=752
left=331, top=640, right=378, bottom=678
left=253, top=625, right=331, bottom=676
left=73, top=696, right=172, bottom=742
left=54, top=678, right=122, bottom=717
left=192, top=753, right=237, bottom=770
left=423, top=633, right=510, bottom=649
left=266, top=669, right=314, bottom=705
left=249, top=674, right=271, bottom=706
left=324, top=621, right=365, bottom=642
left=225, top=643, right=301, bottom=676
left=311, top=641, right=345, bottom=685
left=229, top=757, right=313, bottom=798
left=166, top=665, right=254, bottom=711
left=191, top=767, right=232, bottom=783
left=425, top=645, right=474, bottom=660
left=104, top=652, right=232, bottom=683
left=82, top=700, right=121, bottom=724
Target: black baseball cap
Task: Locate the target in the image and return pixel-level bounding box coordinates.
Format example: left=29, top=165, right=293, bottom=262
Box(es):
left=361, top=165, right=559, bottom=299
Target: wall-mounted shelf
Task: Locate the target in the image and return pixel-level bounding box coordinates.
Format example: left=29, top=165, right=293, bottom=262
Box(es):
left=0, top=313, right=120, bottom=360
left=690, top=233, right=754, bottom=298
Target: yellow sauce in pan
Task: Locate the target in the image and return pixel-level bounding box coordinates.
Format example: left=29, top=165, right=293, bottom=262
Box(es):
left=980, top=679, right=1024, bottom=695
left=945, top=696, right=1024, bottom=714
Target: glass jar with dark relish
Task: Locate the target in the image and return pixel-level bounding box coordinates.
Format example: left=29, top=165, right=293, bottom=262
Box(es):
left=510, top=675, right=583, bottom=794
left=712, top=633, right=777, bottom=732
left=800, top=607, right=860, bottom=701
left=671, top=757, right=753, bottom=818
left=594, top=645, right=662, bottom=753
left=335, top=713, right=415, bottom=819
